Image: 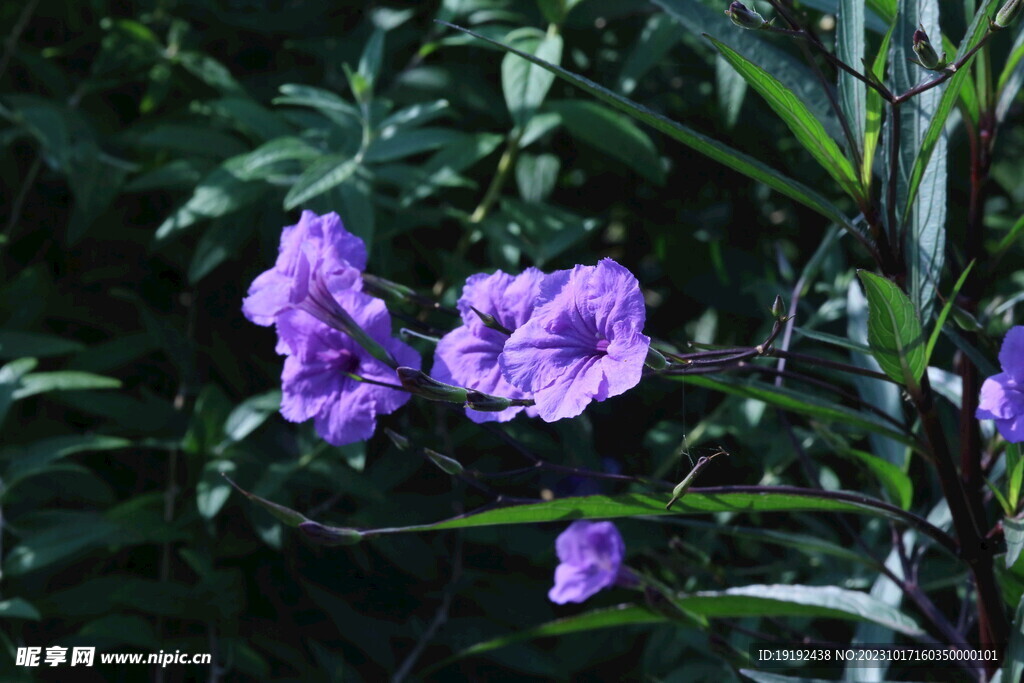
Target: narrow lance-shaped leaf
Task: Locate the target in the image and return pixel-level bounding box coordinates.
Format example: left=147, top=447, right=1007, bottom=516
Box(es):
left=901, top=0, right=1001, bottom=222
left=863, top=23, right=894, bottom=188
left=887, top=0, right=946, bottom=321
left=706, top=35, right=863, bottom=203
left=838, top=0, right=867, bottom=156
left=857, top=270, right=926, bottom=386
left=438, top=22, right=858, bottom=234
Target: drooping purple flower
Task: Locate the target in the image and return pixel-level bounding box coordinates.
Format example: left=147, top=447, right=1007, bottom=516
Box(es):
left=432, top=269, right=545, bottom=423
left=977, top=326, right=1024, bottom=443
left=500, top=258, right=650, bottom=422
left=549, top=520, right=632, bottom=604
left=277, top=290, right=419, bottom=446
left=242, top=210, right=366, bottom=330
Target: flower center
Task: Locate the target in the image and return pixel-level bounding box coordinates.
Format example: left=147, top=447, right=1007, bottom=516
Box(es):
left=335, top=348, right=360, bottom=375
left=595, top=338, right=610, bottom=353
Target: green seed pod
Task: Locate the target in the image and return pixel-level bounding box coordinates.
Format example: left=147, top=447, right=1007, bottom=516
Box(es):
left=397, top=367, right=469, bottom=403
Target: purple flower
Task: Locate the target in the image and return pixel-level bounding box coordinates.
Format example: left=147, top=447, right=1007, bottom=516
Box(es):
left=242, top=210, right=366, bottom=331
left=549, top=520, right=632, bottom=604
left=977, top=326, right=1024, bottom=443
left=500, top=258, right=650, bottom=422
left=432, top=269, right=545, bottom=423
left=277, top=290, right=419, bottom=446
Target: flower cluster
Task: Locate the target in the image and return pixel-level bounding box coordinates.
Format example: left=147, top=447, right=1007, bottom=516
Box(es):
left=549, top=520, right=633, bottom=604
left=435, top=258, right=651, bottom=423
left=243, top=211, right=418, bottom=446
left=977, top=326, right=1024, bottom=443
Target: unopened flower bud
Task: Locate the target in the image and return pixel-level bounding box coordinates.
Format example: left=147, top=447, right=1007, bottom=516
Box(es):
left=771, top=294, right=786, bottom=319
left=912, top=27, right=944, bottom=69
left=470, top=306, right=512, bottom=335
left=298, top=521, right=363, bottom=546
left=384, top=427, right=410, bottom=451
left=397, top=367, right=469, bottom=403
left=725, top=1, right=771, bottom=29
left=996, top=0, right=1022, bottom=27
left=644, top=347, right=668, bottom=370
left=424, top=448, right=465, bottom=476
left=465, top=390, right=513, bottom=412
left=361, top=273, right=418, bottom=306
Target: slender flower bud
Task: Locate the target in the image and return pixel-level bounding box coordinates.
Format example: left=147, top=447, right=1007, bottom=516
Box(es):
left=724, top=1, right=771, bottom=29
left=469, top=306, right=512, bottom=335
left=644, top=347, right=668, bottom=370
left=424, top=448, right=465, bottom=476
left=465, top=390, right=513, bottom=412
left=298, top=521, right=363, bottom=546
left=912, top=27, right=944, bottom=69
left=771, top=294, right=786, bottom=319
left=361, top=272, right=418, bottom=306
left=384, top=427, right=411, bottom=451
left=397, top=367, right=469, bottom=403
left=996, top=0, right=1022, bottom=27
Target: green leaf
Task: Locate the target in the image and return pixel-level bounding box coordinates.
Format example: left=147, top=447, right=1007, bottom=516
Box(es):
left=4, top=511, right=120, bottom=577
left=222, top=391, right=282, bottom=445
left=924, top=260, right=975, bottom=365
left=842, top=448, right=913, bottom=509
left=155, top=167, right=264, bottom=241
left=1, top=434, right=131, bottom=490
left=741, top=672, right=838, bottom=683
left=863, top=24, right=894, bottom=187
left=379, top=99, right=450, bottom=131
left=197, top=460, right=237, bottom=520
left=283, top=156, right=359, bottom=210
left=546, top=100, right=664, bottom=184
left=225, top=136, right=321, bottom=181
left=13, top=371, right=121, bottom=400
left=653, top=0, right=842, bottom=142
left=616, top=13, right=680, bottom=95
left=515, top=153, right=560, bottom=202
left=715, top=53, right=748, bottom=129
left=358, top=29, right=385, bottom=90
left=1007, top=518, right=1024, bottom=569
left=0, top=358, right=37, bottom=425
left=1006, top=593, right=1024, bottom=683
left=706, top=35, right=862, bottom=201
left=677, top=584, right=923, bottom=635
left=206, top=97, right=293, bottom=142
left=364, top=127, right=464, bottom=163
left=793, top=327, right=872, bottom=354
left=837, top=0, right=866, bottom=155
left=857, top=271, right=926, bottom=386
left=501, top=27, right=563, bottom=129
left=0, top=598, right=41, bottom=620
left=274, top=84, right=361, bottom=128
left=901, top=0, right=1000, bottom=222
left=365, top=490, right=929, bottom=535
left=0, top=332, right=83, bottom=359
left=439, top=23, right=857, bottom=232
left=672, top=373, right=917, bottom=448
left=489, top=198, right=599, bottom=267
left=188, top=212, right=259, bottom=284
left=399, top=132, right=503, bottom=205
left=996, top=25, right=1024, bottom=123
left=450, top=605, right=670, bottom=661
left=888, top=0, right=946, bottom=321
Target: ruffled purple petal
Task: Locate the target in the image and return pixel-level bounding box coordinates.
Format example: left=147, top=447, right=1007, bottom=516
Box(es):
left=995, top=414, right=1024, bottom=444
left=977, top=373, right=1022, bottom=420
left=547, top=563, right=615, bottom=604
left=999, top=327, right=1024, bottom=384
left=434, top=326, right=526, bottom=423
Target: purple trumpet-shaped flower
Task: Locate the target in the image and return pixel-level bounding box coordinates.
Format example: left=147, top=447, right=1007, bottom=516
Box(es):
left=432, top=268, right=545, bottom=423
left=549, top=520, right=633, bottom=604
left=977, top=326, right=1024, bottom=443
left=500, top=258, right=651, bottom=422
left=277, top=290, right=419, bottom=446
left=243, top=211, right=366, bottom=352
